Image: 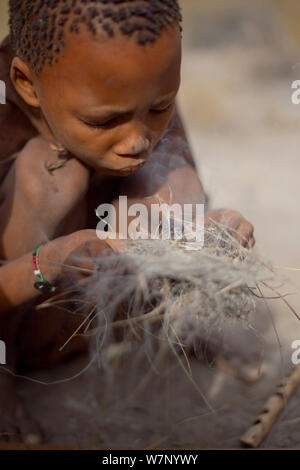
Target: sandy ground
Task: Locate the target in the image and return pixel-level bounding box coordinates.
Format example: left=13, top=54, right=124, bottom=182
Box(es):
left=3, top=0, right=300, bottom=449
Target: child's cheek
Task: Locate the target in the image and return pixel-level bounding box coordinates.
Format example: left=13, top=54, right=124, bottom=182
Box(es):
left=151, top=105, right=176, bottom=137
left=49, top=117, right=108, bottom=158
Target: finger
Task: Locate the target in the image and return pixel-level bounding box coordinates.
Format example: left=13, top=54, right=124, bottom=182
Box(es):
left=205, top=214, right=239, bottom=232
left=233, top=221, right=254, bottom=247
left=204, top=216, right=216, bottom=229
left=246, top=235, right=256, bottom=249
left=221, top=210, right=242, bottom=229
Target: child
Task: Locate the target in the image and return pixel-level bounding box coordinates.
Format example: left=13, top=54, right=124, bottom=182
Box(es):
left=0, top=0, right=255, bottom=444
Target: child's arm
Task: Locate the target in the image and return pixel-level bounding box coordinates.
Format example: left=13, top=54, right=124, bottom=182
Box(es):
left=0, top=237, right=63, bottom=312
left=112, top=106, right=255, bottom=247
left=0, top=228, right=119, bottom=313
left=0, top=100, right=37, bottom=183
left=0, top=136, right=91, bottom=259
left=0, top=133, right=124, bottom=311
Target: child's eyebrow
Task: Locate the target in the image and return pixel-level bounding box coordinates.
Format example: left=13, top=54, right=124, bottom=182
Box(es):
left=152, top=92, right=177, bottom=106
left=77, top=107, right=132, bottom=123
left=81, top=107, right=130, bottom=117
left=77, top=93, right=177, bottom=121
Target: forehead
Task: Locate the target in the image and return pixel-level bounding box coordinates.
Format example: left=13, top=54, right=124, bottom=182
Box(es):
left=37, top=24, right=181, bottom=105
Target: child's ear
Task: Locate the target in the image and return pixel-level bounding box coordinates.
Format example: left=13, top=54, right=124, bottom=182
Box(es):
left=10, top=57, right=40, bottom=108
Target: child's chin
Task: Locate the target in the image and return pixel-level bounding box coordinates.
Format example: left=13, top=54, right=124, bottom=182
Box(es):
left=92, top=166, right=141, bottom=177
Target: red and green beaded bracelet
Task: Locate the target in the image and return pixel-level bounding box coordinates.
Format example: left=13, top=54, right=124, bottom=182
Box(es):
left=33, top=245, right=56, bottom=293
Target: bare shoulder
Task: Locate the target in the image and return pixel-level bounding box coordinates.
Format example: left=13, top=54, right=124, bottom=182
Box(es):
left=0, top=37, right=37, bottom=183
left=13, top=136, right=91, bottom=204
left=0, top=39, right=36, bottom=139
left=0, top=136, right=91, bottom=255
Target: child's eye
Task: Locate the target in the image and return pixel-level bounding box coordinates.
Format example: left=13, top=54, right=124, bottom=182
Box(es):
left=150, top=104, right=173, bottom=114
left=81, top=117, right=118, bottom=129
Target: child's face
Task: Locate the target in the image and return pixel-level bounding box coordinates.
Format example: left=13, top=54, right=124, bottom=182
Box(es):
left=30, top=24, right=181, bottom=176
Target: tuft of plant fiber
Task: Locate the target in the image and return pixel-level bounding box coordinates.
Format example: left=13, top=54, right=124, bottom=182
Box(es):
left=74, top=223, right=274, bottom=368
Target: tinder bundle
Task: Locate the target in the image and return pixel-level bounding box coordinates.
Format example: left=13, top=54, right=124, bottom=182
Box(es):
left=79, top=224, right=273, bottom=363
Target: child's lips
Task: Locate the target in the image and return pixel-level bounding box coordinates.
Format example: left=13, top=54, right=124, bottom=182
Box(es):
left=118, top=159, right=147, bottom=172
left=115, top=161, right=146, bottom=175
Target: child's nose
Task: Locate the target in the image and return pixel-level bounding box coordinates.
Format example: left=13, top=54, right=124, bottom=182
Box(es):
left=114, top=135, right=151, bottom=157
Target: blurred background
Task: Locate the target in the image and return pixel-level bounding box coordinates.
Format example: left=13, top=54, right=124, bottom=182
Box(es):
left=2, top=0, right=300, bottom=448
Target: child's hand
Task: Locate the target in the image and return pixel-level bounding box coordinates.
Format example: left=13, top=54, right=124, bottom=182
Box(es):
left=204, top=209, right=255, bottom=248
left=44, top=229, right=129, bottom=286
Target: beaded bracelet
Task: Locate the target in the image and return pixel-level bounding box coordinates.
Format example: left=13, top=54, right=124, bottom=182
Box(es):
left=33, top=245, right=56, bottom=293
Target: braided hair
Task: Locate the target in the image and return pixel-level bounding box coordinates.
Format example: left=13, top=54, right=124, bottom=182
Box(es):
left=9, top=0, right=182, bottom=74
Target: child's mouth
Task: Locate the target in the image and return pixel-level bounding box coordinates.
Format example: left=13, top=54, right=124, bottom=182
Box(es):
left=118, top=161, right=146, bottom=174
